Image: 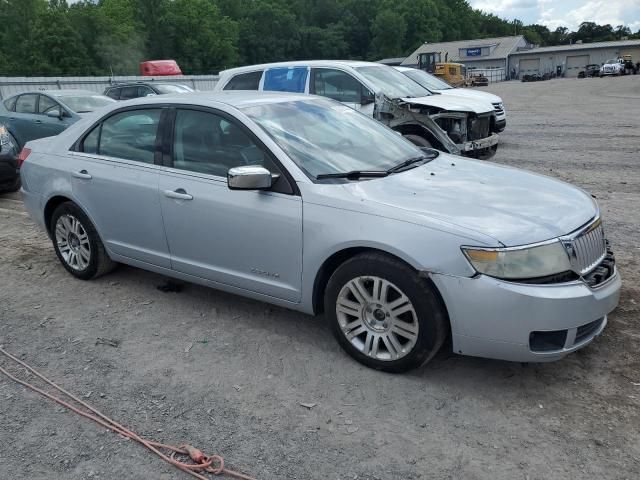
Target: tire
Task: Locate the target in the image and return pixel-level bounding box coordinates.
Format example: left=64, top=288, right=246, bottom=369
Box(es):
left=50, top=202, right=116, bottom=280
left=403, top=134, right=432, bottom=148
left=324, top=252, right=448, bottom=373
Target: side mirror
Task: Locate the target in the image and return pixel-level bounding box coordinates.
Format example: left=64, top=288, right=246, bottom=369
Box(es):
left=361, top=91, right=375, bottom=106
left=46, top=109, right=63, bottom=119
left=227, top=165, right=273, bottom=190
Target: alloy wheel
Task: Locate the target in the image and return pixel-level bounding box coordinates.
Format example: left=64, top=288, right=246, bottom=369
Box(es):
left=55, top=214, right=91, bottom=271
left=336, top=276, right=419, bottom=361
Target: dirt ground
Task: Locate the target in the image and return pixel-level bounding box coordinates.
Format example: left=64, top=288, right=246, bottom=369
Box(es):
left=1, top=76, right=639, bottom=480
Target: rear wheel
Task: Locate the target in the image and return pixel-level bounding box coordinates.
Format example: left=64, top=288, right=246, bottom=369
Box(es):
left=51, top=202, right=116, bottom=280
left=324, top=253, right=447, bottom=373
left=403, top=134, right=432, bottom=148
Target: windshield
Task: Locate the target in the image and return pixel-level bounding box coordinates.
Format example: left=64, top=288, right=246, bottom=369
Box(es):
left=242, top=98, right=424, bottom=179
left=155, top=84, right=194, bottom=94
left=402, top=69, right=453, bottom=90
left=59, top=95, right=115, bottom=113
left=355, top=66, right=431, bottom=98
left=605, top=59, right=618, bottom=64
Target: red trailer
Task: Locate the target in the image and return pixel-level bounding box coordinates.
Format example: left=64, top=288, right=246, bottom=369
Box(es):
left=139, top=60, right=182, bottom=76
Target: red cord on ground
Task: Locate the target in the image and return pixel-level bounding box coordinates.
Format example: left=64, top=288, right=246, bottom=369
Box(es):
left=0, top=347, right=256, bottom=480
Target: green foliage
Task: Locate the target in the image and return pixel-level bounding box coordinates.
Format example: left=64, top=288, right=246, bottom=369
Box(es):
left=0, top=0, right=637, bottom=76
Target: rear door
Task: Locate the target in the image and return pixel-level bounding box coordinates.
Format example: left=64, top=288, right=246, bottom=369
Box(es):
left=69, top=107, right=170, bottom=267
left=158, top=107, right=303, bottom=302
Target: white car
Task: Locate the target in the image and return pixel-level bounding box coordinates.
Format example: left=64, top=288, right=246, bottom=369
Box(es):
left=215, top=60, right=499, bottom=158
left=395, top=66, right=506, bottom=132
left=600, top=58, right=624, bottom=76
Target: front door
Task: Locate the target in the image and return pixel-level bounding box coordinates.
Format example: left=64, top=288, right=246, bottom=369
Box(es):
left=36, top=94, right=73, bottom=138
left=158, top=107, right=303, bottom=302
left=69, top=107, right=170, bottom=267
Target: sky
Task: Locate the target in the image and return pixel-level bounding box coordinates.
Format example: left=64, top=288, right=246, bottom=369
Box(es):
left=470, top=0, right=640, bottom=32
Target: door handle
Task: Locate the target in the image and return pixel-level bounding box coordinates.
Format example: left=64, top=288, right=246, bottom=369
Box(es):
left=72, top=170, right=92, bottom=180
left=163, top=189, right=193, bottom=201
left=34, top=120, right=43, bottom=124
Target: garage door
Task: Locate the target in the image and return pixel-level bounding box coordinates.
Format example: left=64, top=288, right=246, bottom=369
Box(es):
left=566, top=55, right=589, bottom=77
left=519, top=58, right=540, bottom=76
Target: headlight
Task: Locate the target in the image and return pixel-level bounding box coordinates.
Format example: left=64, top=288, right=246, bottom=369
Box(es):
left=462, top=241, right=571, bottom=280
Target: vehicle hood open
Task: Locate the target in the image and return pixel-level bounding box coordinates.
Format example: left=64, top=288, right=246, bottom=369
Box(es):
left=344, top=154, right=597, bottom=246
left=400, top=95, right=494, bottom=114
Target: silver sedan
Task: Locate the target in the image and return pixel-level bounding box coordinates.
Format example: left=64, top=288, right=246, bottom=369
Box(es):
left=19, top=92, right=620, bottom=372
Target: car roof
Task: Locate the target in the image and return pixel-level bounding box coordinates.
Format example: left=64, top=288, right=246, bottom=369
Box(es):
left=7, top=89, right=101, bottom=98
left=219, top=60, right=383, bottom=77
left=107, top=82, right=190, bottom=88
left=112, top=90, right=321, bottom=109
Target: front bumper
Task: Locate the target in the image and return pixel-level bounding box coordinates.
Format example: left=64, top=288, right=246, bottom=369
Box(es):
left=431, top=270, right=621, bottom=362
left=460, top=133, right=499, bottom=153
left=0, top=148, right=19, bottom=191
left=494, top=117, right=506, bottom=133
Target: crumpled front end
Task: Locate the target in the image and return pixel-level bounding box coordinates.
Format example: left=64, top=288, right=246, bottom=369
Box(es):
left=373, top=93, right=498, bottom=158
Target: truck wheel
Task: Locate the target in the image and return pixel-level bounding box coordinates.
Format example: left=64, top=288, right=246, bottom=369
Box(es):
left=403, top=134, right=432, bottom=148
left=324, top=252, right=448, bottom=373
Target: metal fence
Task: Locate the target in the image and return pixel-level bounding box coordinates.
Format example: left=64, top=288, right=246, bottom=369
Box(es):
left=466, top=67, right=507, bottom=84
left=0, top=75, right=220, bottom=99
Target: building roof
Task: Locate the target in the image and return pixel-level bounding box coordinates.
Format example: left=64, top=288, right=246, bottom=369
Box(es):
left=402, top=36, right=526, bottom=65
left=509, top=39, right=640, bottom=56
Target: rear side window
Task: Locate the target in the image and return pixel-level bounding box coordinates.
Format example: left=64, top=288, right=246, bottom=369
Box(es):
left=223, top=71, right=263, bottom=90
left=105, top=88, right=120, bottom=100
left=3, top=96, right=17, bottom=111
left=119, top=86, right=139, bottom=100
left=15, top=94, right=38, bottom=114
left=263, top=67, right=308, bottom=93
left=84, top=109, right=161, bottom=163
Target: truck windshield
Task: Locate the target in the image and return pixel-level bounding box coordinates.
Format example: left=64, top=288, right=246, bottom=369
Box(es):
left=355, top=66, right=432, bottom=98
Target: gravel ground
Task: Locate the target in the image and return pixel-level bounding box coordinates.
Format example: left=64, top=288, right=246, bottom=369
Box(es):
left=1, top=76, right=639, bottom=480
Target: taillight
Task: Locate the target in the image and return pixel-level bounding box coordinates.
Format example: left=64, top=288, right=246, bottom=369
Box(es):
left=17, top=147, right=31, bottom=168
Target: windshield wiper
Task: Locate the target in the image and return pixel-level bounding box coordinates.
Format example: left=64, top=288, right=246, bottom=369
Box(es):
left=387, top=154, right=435, bottom=174
left=316, top=170, right=389, bottom=180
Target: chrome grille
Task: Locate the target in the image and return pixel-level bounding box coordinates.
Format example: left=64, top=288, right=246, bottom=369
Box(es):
left=564, top=220, right=607, bottom=275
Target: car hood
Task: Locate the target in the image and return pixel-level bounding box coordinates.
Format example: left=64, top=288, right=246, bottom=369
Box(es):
left=400, top=95, right=494, bottom=114
left=435, top=88, right=503, bottom=105
left=342, top=154, right=597, bottom=246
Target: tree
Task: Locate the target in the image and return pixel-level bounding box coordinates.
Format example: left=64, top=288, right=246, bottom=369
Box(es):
left=371, top=9, right=406, bottom=59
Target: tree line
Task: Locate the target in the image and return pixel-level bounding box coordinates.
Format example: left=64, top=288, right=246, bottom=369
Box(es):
left=0, top=0, right=638, bottom=77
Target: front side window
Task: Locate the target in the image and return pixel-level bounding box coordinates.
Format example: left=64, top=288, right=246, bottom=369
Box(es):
left=223, top=71, right=263, bottom=91
left=172, top=109, right=276, bottom=178
left=94, top=109, right=161, bottom=163
left=38, top=95, right=60, bottom=115
left=311, top=69, right=363, bottom=103
left=138, top=86, right=155, bottom=97
left=15, top=94, right=38, bottom=114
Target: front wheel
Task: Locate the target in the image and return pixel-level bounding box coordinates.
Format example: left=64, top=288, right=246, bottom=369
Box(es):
left=51, top=202, right=116, bottom=280
left=324, top=253, right=448, bottom=373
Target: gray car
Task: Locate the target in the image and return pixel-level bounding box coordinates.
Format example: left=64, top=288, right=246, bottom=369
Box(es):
left=19, top=92, right=620, bottom=372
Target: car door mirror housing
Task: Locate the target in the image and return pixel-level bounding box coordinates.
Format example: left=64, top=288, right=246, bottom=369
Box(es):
left=361, top=91, right=375, bottom=106
left=227, top=165, right=273, bottom=190
left=46, top=109, right=63, bottom=119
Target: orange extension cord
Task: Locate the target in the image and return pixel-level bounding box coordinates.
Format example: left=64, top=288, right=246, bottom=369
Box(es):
left=0, top=347, right=255, bottom=480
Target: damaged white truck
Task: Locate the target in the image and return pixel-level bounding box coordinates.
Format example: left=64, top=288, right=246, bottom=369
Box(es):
left=215, top=61, right=499, bottom=158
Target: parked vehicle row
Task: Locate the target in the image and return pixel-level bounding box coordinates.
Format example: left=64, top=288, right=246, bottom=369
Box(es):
left=215, top=61, right=500, bottom=158
left=20, top=91, right=620, bottom=372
